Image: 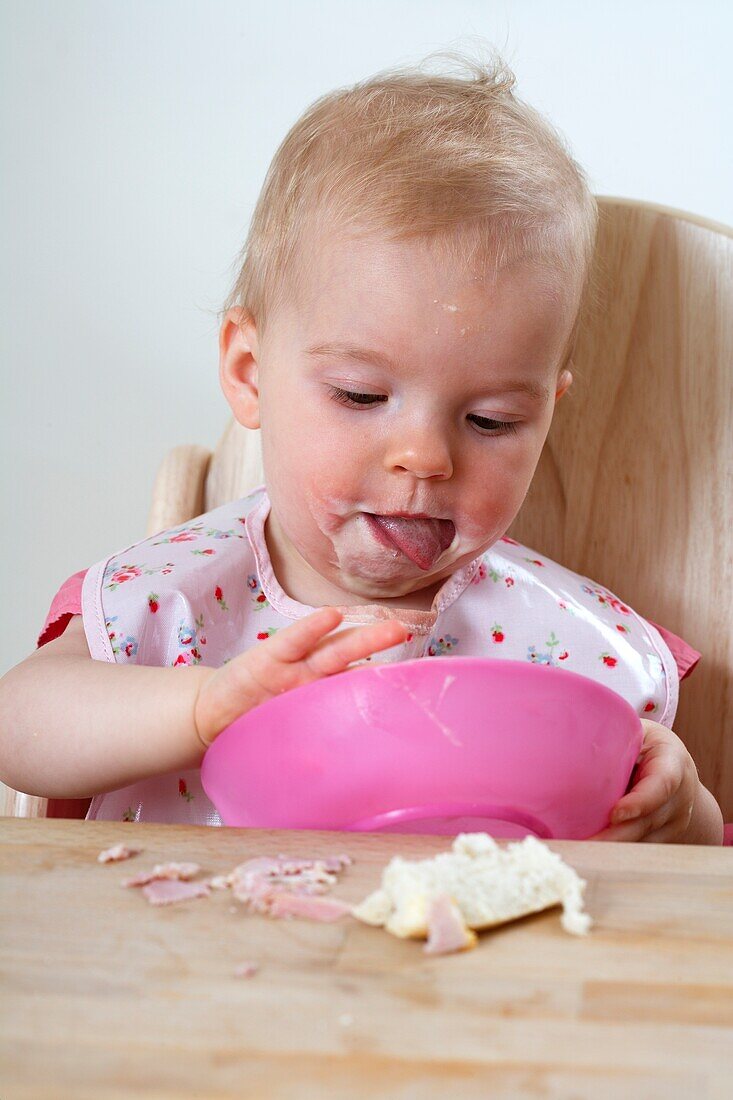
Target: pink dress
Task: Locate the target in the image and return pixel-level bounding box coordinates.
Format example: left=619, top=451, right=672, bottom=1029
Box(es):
left=39, top=485, right=701, bottom=827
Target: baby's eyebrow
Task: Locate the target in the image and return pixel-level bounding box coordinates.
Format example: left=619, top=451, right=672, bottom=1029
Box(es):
left=306, top=341, right=550, bottom=403
left=306, top=342, right=395, bottom=371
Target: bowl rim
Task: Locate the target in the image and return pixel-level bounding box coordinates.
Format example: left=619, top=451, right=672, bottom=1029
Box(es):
left=346, top=654, right=641, bottom=715
left=205, top=653, right=643, bottom=752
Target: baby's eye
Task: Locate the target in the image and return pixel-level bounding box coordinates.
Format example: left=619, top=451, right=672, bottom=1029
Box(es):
left=467, top=414, right=519, bottom=436
left=328, top=386, right=387, bottom=407
left=327, top=388, right=518, bottom=434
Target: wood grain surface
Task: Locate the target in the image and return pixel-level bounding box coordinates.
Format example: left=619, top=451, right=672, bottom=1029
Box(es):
left=1, top=818, right=732, bottom=1099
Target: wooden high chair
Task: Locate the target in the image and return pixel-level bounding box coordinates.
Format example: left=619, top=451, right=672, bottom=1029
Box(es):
left=5, top=197, right=732, bottom=822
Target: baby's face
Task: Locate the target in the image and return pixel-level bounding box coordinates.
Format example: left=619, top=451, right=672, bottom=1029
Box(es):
left=223, top=230, right=577, bottom=605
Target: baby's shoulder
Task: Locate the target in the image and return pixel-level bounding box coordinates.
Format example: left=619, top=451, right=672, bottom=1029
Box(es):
left=102, top=489, right=265, bottom=584
left=82, top=488, right=270, bottom=666
left=145, top=488, right=264, bottom=548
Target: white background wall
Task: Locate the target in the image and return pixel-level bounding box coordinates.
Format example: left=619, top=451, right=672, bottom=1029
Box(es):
left=1, top=0, right=731, bottom=674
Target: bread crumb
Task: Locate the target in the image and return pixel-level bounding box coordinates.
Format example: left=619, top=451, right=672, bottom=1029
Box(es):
left=353, top=833, right=592, bottom=953
left=97, top=843, right=142, bottom=864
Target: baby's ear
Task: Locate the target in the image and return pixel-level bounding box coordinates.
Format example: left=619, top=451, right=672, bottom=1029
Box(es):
left=219, top=308, right=261, bottom=429
left=554, top=368, right=573, bottom=403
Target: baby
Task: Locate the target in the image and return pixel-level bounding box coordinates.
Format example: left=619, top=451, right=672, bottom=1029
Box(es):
left=0, top=51, right=723, bottom=843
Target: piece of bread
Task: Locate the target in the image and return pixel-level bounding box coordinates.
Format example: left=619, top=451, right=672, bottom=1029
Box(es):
left=352, top=833, right=591, bottom=950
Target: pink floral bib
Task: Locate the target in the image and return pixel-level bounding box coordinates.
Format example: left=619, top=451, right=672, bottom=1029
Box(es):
left=78, top=486, right=678, bottom=825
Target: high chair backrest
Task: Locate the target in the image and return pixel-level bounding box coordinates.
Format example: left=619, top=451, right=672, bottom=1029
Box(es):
left=509, top=197, right=732, bottom=820
left=6, top=197, right=731, bottom=821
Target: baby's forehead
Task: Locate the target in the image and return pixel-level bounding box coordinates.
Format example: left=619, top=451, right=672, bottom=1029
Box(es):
left=271, top=260, right=573, bottom=388
left=293, top=223, right=573, bottom=312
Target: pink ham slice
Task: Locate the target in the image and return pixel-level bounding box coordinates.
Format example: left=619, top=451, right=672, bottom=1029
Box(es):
left=424, top=894, right=476, bottom=955
left=141, top=879, right=211, bottom=906
left=267, top=893, right=353, bottom=922
left=223, top=855, right=352, bottom=919
left=119, top=852, right=353, bottom=920
left=122, top=861, right=201, bottom=888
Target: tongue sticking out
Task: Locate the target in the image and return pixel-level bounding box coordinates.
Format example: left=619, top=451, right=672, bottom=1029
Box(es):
left=370, top=515, right=455, bottom=571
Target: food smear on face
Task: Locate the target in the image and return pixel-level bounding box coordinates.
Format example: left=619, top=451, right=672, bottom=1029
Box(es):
left=366, top=514, right=455, bottom=570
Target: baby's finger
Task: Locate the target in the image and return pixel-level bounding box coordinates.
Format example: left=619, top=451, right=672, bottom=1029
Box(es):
left=194, top=614, right=407, bottom=746
left=307, top=620, right=410, bottom=677
left=640, top=817, right=689, bottom=844
left=640, top=799, right=695, bottom=844
left=590, top=816, right=653, bottom=843
left=594, top=793, right=678, bottom=842
left=263, top=607, right=344, bottom=663
left=610, top=763, right=681, bottom=825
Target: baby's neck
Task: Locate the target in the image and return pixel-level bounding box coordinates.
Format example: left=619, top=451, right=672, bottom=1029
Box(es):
left=264, top=513, right=443, bottom=613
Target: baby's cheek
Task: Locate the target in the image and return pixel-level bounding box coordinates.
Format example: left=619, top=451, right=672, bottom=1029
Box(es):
left=263, top=421, right=336, bottom=506
left=452, top=495, right=508, bottom=550
left=303, top=460, right=364, bottom=518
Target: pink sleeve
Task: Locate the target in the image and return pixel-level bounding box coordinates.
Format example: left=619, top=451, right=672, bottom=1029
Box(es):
left=37, top=570, right=87, bottom=648
left=646, top=619, right=701, bottom=682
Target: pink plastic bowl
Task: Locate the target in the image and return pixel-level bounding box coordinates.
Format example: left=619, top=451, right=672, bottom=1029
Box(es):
left=201, top=656, right=643, bottom=839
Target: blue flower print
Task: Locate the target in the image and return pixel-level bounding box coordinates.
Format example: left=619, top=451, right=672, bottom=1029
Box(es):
left=426, top=633, right=459, bottom=657
left=527, top=646, right=554, bottom=666
left=527, top=631, right=562, bottom=666
left=247, top=573, right=270, bottom=610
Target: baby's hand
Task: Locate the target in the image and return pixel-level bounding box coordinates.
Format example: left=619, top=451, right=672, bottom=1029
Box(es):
left=591, top=720, right=699, bottom=843
left=193, top=607, right=409, bottom=748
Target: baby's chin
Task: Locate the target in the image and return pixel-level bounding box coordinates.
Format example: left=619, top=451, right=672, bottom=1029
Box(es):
left=331, top=544, right=457, bottom=600
left=335, top=568, right=439, bottom=601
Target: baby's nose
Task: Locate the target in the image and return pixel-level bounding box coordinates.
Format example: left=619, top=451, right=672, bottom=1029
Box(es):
left=383, top=426, right=453, bottom=480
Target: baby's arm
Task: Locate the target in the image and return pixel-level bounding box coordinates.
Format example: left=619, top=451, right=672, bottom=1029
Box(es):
left=0, top=608, right=408, bottom=800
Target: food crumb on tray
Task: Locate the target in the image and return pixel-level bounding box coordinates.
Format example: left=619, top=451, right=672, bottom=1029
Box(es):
left=109, top=833, right=592, bottom=953
left=215, top=855, right=353, bottom=921
left=233, top=962, right=259, bottom=979
left=122, top=861, right=201, bottom=888
left=142, top=879, right=211, bottom=906
left=97, top=843, right=142, bottom=864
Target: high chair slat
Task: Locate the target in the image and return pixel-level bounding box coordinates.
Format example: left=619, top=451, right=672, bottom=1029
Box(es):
left=145, top=444, right=211, bottom=536
left=203, top=418, right=267, bottom=513
left=0, top=790, right=49, bottom=818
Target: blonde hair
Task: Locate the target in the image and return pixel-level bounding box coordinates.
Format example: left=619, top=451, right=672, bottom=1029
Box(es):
left=223, top=46, right=599, bottom=366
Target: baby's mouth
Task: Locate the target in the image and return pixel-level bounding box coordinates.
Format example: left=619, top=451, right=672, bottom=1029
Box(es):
left=364, top=513, right=456, bottom=571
